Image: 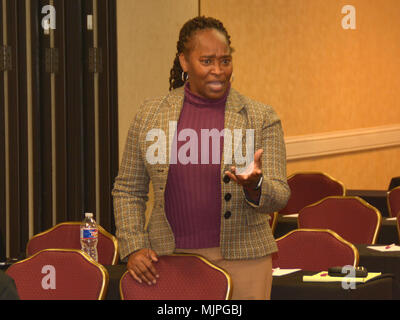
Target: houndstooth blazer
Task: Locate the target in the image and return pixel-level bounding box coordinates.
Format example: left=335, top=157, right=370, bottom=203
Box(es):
left=112, top=86, right=290, bottom=261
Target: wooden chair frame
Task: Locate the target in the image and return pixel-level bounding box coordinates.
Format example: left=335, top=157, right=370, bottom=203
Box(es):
left=387, top=186, right=400, bottom=218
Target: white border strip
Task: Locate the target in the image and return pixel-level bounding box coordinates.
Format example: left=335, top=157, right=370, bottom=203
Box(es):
left=285, top=124, right=400, bottom=161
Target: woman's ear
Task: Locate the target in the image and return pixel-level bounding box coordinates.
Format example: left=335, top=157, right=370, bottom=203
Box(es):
left=178, top=53, right=188, bottom=73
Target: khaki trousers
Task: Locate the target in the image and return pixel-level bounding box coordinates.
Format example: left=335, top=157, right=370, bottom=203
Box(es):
left=174, top=247, right=273, bottom=300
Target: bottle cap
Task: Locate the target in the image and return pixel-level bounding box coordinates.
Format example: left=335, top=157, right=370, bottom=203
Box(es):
left=85, top=212, right=93, bottom=218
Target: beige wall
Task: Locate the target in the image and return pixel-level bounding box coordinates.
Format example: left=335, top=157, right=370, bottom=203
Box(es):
left=287, top=146, right=400, bottom=190
left=117, top=0, right=199, bottom=160
left=201, top=0, right=400, bottom=189
left=117, top=0, right=400, bottom=191
left=117, top=0, right=198, bottom=216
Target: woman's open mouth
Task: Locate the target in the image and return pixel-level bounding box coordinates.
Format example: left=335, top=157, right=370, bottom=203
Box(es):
left=207, top=81, right=225, bottom=91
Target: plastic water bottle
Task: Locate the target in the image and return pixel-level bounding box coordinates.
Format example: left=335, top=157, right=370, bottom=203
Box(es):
left=80, top=212, right=98, bottom=262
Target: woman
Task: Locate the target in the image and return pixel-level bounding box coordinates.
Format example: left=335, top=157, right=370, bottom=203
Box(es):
left=112, top=16, right=290, bottom=300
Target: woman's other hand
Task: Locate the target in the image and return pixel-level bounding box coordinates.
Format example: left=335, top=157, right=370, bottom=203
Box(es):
left=127, top=248, right=159, bottom=285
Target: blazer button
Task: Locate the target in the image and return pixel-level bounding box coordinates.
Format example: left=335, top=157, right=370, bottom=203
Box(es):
left=224, top=193, right=232, bottom=201
left=224, top=211, right=232, bottom=219
left=223, top=175, right=230, bottom=184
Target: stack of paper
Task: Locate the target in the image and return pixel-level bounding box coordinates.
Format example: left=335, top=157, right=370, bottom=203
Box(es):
left=282, top=214, right=299, bottom=218
left=367, top=244, right=400, bottom=252
left=272, top=268, right=301, bottom=276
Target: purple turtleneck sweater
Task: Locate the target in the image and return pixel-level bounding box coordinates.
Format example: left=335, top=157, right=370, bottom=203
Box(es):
left=164, top=83, right=230, bottom=249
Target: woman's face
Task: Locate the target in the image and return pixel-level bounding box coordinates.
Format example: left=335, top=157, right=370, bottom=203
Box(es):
left=179, top=28, right=233, bottom=100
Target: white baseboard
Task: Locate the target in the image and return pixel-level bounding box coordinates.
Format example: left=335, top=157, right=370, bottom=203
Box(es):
left=285, top=124, right=400, bottom=161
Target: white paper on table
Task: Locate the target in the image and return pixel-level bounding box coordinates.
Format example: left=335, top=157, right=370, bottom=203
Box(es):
left=272, top=268, right=301, bottom=276
left=367, top=245, right=400, bottom=252
left=282, top=214, right=299, bottom=218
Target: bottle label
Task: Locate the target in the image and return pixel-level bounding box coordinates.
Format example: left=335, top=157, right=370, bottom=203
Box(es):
left=81, top=228, right=98, bottom=239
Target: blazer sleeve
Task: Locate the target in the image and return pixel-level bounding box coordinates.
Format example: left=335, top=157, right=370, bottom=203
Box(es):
left=112, top=110, right=151, bottom=261
left=244, top=105, right=291, bottom=213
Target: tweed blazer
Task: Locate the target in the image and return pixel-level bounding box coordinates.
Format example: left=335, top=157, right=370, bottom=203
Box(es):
left=112, top=86, right=290, bottom=261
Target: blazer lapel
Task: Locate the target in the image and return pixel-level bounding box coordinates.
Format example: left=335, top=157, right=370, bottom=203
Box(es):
left=155, top=87, right=185, bottom=187
left=222, top=88, right=249, bottom=175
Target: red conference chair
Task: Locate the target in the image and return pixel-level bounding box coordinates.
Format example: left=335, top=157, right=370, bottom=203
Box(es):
left=298, top=196, right=382, bottom=244
left=6, top=249, right=109, bottom=300
left=272, top=229, right=359, bottom=271
left=389, top=177, right=400, bottom=191
left=387, top=186, right=400, bottom=218
left=120, top=253, right=232, bottom=300
left=279, top=172, right=345, bottom=215
left=26, top=222, right=119, bottom=265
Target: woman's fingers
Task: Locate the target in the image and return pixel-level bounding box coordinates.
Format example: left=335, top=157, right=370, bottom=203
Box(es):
left=127, top=249, right=159, bottom=285
left=148, top=249, right=159, bottom=263
left=254, top=149, right=263, bottom=169
left=224, top=148, right=264, bottom=189
left=135, top=261, right=156, bottom=285
left=224, top=170, right=239, bottom=183
left=128, top=268, right=143, bottom=284
left=141, top=255, right=159, bottom=281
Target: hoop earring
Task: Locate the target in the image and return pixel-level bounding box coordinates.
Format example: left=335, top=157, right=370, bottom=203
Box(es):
left=181, top=71, right=188, bottom=82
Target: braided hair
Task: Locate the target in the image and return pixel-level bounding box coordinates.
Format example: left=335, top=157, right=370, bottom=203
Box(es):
left=169, top=16, right=233, bottom=91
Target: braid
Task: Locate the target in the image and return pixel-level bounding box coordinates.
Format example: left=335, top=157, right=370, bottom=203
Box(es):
left=169, top=16, right=233, bottom=91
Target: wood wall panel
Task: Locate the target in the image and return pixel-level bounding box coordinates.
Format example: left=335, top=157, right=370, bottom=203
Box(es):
left=0, top=0, right=118, bottom=258
left=0, top=0, right=5, bottom=259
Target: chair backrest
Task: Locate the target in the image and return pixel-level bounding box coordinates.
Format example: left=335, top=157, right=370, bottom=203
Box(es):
left=269, top=212, right=278, bottom=234
left=389, top=177, right=400, bottom=191
left=387, top=186, right=400, bottom=218
left=298, top=196, right=382, bottom=244
left=26, top=222, right=119, bottom=265
left=273, top=229, right=359, bottom=271
left=279, top=172, right=345, bottom=215
left=6, top=249, right=109, bottom=300
left=120, top=253, right=232, bottom=300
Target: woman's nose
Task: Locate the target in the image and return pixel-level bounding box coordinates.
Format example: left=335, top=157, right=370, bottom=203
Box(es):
left=211, top=62, right=223, bottom=75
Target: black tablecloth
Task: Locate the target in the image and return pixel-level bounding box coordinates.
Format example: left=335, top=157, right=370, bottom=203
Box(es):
left=346, top=189, right=388, bottom=217
left=356, top=244, right=400, bottom=299
left=274, top=216, right=399, bottom=245
left=271, top=270, right=393, bottom=300
left=105, top=264, right=126, bottom=300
